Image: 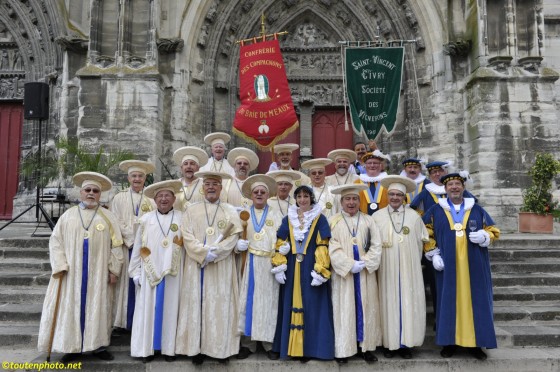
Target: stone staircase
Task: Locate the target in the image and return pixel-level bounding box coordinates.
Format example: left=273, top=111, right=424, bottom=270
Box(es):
left=1, top=229, right=560, bottom=371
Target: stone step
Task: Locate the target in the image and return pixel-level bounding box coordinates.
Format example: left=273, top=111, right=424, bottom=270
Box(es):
left=493, top=235, right=560, bottom=250
left=0, top=258, right=51, bottom=272
left=0, top=237, right=49, bottom=249
left=493, top=286, right=560, bottom=302
left=0, top=271, right=50, bottom=286
left=490, top=249, right=560, bottom=261
left=492, top=272, right=560, bottom=287
left=493, top=305, right=560, bottom=322
left=0, top=247, right=49, bottom=260
left=494, top=322, right=560, bottom=347
left=0, top=303, right=43, bottom=322
left=0, top=285, right=46, bottom=303
left=0, top=322, right=38, bottom=348
left=490, top=260, right=559, bottom=273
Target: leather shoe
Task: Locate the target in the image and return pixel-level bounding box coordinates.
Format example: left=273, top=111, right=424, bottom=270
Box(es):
left=218, top=357, right=229, bottom=364
left=335, top=357, right=348, bottom=364
left=299, top=357, right=310, bottom=363
left=142, top=355, right=154, bottom=363
left=93, top=350, right=114, bottom=361
left=192, top=354, right=205, bottom=365
left=398, top=348, right=412, bottom=359
left=267, top=350, right=280, bottom=360
left=440, top=345, right=456, bottom=358
left=468, top=347, right=487, bottom=361
left=236, top=347, right=252, bottom=360
left=61, top=353, right=80, bottom=364
left=164, top=355, right=176, bottom=362
left=383, top=349, right=396, bottom=358
left=363, top=350, right=378, bottom=362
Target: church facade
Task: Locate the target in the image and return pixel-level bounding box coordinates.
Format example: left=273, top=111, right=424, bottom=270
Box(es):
left=0, top=0, right=559, bottom=231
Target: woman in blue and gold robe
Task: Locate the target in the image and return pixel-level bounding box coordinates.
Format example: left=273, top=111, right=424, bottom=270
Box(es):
left=271, top=185, right=334, bottom=361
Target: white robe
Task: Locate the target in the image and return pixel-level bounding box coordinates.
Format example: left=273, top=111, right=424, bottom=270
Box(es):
left=200, top=157, right=235, bottom=176
left=328, top=211, right=382, bottom=357
left=38, top=205, right=123, bottom=353
left=129, top=210, right=183, bottom=357
left=312, top=184, right=338, bottom=219
left=109, top=188, right=155, bottom=329
left=325, top=172, right=359, bottom=187
left=221, top=177, right=251, bottom=209
left=237, top=206, right=283, bottom=343
left=267, top=196, right=294, bottom=217
left=173, top=177, right=205, bottom=211
left=372, top=205, right=428, bottom=350
left=175, top=200, right=242, bottom=358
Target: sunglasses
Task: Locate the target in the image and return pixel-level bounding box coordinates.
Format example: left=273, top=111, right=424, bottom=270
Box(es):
left=83, top=188, right=100, bottom=194
left=388, top=192, right=405, bottom=197
left=310, top=171, right=324, bottom=175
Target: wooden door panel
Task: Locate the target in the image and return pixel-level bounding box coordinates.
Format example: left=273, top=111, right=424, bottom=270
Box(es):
left=0, top=103, right=23, bottom=219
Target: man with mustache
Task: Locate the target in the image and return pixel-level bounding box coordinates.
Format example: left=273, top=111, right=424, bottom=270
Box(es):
left=222, top=147, right=259, bottom=210
left=38, top=172, right=123, bottom=364
left=400, top=158, right=428, bottom=204
left=325, top=149, right=359, bottom=187
left=267, top=143, right=311, bottom=187
left=301, top=158, right=337, bottom=219
left=266, top=170, right=301, bottom=217
left=172, top=146, right=209, bottom=210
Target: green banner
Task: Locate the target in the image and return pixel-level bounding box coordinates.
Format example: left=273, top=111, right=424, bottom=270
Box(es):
left=345, top=47, right=404, bottom=140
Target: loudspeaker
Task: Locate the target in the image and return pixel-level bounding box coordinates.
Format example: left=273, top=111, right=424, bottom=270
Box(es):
left=24, top=82, right=49, bottom=120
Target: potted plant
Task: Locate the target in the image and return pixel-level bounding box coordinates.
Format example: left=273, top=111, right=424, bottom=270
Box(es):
left=518, top=152, right=560, bottom=233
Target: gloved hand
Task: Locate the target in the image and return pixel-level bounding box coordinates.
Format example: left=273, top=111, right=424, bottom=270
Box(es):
left=432, top=255, right=445, bottom=271
left=351, top=260, right=365, bottom=274
left=469, top=230, right=490, bottom=247
left=236, top=239, right=249, bottom=252
left=133, top=276, right=141, bottom=287
left=310, top=270, right=327, bottom=286
left=271, top=264, right=287, bottom=284
left=235, top=206, right=246, bottom=214
left=205, top=246, right=218, bottom=264
left=278, top=241, right=290, bottom=255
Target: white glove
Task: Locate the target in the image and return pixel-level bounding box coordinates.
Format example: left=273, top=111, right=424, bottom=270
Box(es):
left=205, top=246, right=218, bottom=264
left=432, top=255, right=445, bottom=271
left=278, top=241, right=290, bottom=255
left=271, top=264, right=287, bottom=284
left=310, top=270, right=327, bottom=286
left=424, top=247, right=440, bottom=261
left=133, top=276, right=141, bottom=287
left=236, top=239, right=249, bottom=252
left=469, top=230, right=490, bottom=247
left=350, top=260, right=365, bottom=274
left=235, top=206, right=246, bottom=214
left=268, top=162, right=279, bottom=172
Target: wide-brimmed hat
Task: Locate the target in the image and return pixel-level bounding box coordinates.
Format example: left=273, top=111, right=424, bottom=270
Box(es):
left=380, top=175, right=416, bottom=194
left=194, top=171, right=232, bottom=182
left=273, top=143, right=299, bottom=154
left=330, top=184, right=368, bottom=197
left=72, top=171, right=113, bottom=191
left=241, top=174, right=278, bottom=198
left=328, top=149, right=357, bottom=163
left=301, top=158, right=332, bottom=170
left=144, top=180, right=183, bottom=199
left=227, top=147, right=259, bottom=171
left=119, top=160, right=155, bottom=175
left=204, top=132, right=231, bottom=146
left=173, top=146, right=209, bottom=167
left=266, top=170, right=301, bottom=183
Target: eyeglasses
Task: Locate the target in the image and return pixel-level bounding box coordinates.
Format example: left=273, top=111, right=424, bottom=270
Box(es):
left=388, top=192, right=405, bottom=197
left=252, top=190, right=267, bottom=195
left=83, top=188, right=100, bottom=194
left=310, top=171, right=324, bottom=176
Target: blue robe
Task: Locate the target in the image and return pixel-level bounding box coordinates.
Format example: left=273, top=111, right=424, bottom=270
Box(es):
left=411, top=188, right=476, bottom=215
left=422, top=202, right=498, bottom=348
left=272, top=214, right=334, bottom=360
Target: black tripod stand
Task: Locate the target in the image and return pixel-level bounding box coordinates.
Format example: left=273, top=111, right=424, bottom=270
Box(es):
left=0, top=118, right=55, bottom=233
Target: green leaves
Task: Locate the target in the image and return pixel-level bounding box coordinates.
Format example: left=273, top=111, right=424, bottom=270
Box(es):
left=521, top=153, right=560, bottom=215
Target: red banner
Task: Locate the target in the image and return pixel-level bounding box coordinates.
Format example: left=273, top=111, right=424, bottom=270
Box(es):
left=233, top=39, right=299, bottom=149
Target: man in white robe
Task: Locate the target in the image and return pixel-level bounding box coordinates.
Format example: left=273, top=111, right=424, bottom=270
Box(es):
left=110, top=160, right=155, bottom=332
left=236, top=174, right=283, bottom=360
left=266, top=170, right=301, bottom=217
left=267, top=143, right=310, bottom=186
left=222, top=147, right=259, bottom=210
left=301, top=158, right=338, bottom=219
left=325, top=149, right=359, bottom=187
left=328, top=184, right=382, bottom=363
left=38, top=172, right=123, bottom=363
left=129, top=180, right=184, bottom=362
left=175, top=171, right=242, bottom=364
left=172, top=146, right=209, bottom=211
left=199, top=132, right=235, bottom=176
left=373, top=175, right=429, bottom=359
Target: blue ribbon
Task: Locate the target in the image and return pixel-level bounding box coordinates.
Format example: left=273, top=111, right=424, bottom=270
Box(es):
left=250, top=205, right=268, bottom=233
left=447, top=199, right=466, bottom=224
left=80, top=236, right=89, bottom=351
left=126, top=249, right=136, bottom=330
left=352, top=232, right=364, bottom=342
left=153, top=277, right=166, bottom=351
left=244, top=254, right=255, bottom=336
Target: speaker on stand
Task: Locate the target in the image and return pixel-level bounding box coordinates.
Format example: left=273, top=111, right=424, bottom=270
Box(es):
left=0, top=82, right=55, bottom=233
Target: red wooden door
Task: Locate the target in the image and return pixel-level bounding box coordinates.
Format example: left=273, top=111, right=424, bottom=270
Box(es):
left=0, top=103, right=23, bottom=219
left=312, top=110, right=353, bottom=175
left=256, top=128, right=301, bottom=174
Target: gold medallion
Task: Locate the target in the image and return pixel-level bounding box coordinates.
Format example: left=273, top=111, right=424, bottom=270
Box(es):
left=403, top=226, right=410, bottom=235
left=206, top=227, right=215, bottom=236
left=217, top=220, right=226, bottom=229
left=456, top=230, right=464, bottom=237
left=351, top=237, right=358, bottom=245
left=83, top=231, right=90, bottom=239
left=199, top=188, right=204, bottom=194
left=170, top=223, right=178, bottom=232
left=296, top=253, right=304, bottom=262
left=162, top=237, right=169, bottom=247
left=141, top=204, right=150, bottom=212
left=326, top=202, right=332, bottom=210
left=295, top=180, right=302, bottom=187
left=265, top=219, right=274, bottom=227
left=398, top=235, right=404, bottom=243
left=453, top=223, right=462, bottom=231
left=254, top=232, right=262, bottom=241
left=96, top=223, right=105, bottom=231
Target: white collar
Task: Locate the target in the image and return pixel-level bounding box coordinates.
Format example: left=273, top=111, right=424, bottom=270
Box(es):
left=359, top=171, right=387, bottom=183
left=425, top=182, right=445, bottom=195
left=288, top=203, right=323, bottom=241
left=438, top=197, right=475, bottom=211
left=398, top=171, right=426, bottom=184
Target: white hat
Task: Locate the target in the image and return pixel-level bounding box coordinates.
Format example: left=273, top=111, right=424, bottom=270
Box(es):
left=204, top=132, right=231, bottom=146
left=72, top=171, right=112, bottom=191
left=194, top=171, right=232, bottom=181
left=273, top=143, right=299, bottom=154
left=173, top=146, right=209, bottom=167
left=380, top=175, right=416, bottom=194
left=328, top=149, right=357, bottom=163
left=119, top=160, right=155, bottom=175
left=330, top=184, right=368, bottom=197
left=227, top=147, right=259, bottom=171
left=301, top=158, right=332, bottom=170
left=241, top=174, right=278, bottom=198
left=144, top=180, right=183, bottom=199
left=266, top=170, right=301, bottom=183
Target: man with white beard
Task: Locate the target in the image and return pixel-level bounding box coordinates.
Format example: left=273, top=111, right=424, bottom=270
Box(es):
left=325, top=149, right=359, bottom=187
left=222, top=147, right=259, bottom=210
left=267, top=143, right=310, bottom=186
